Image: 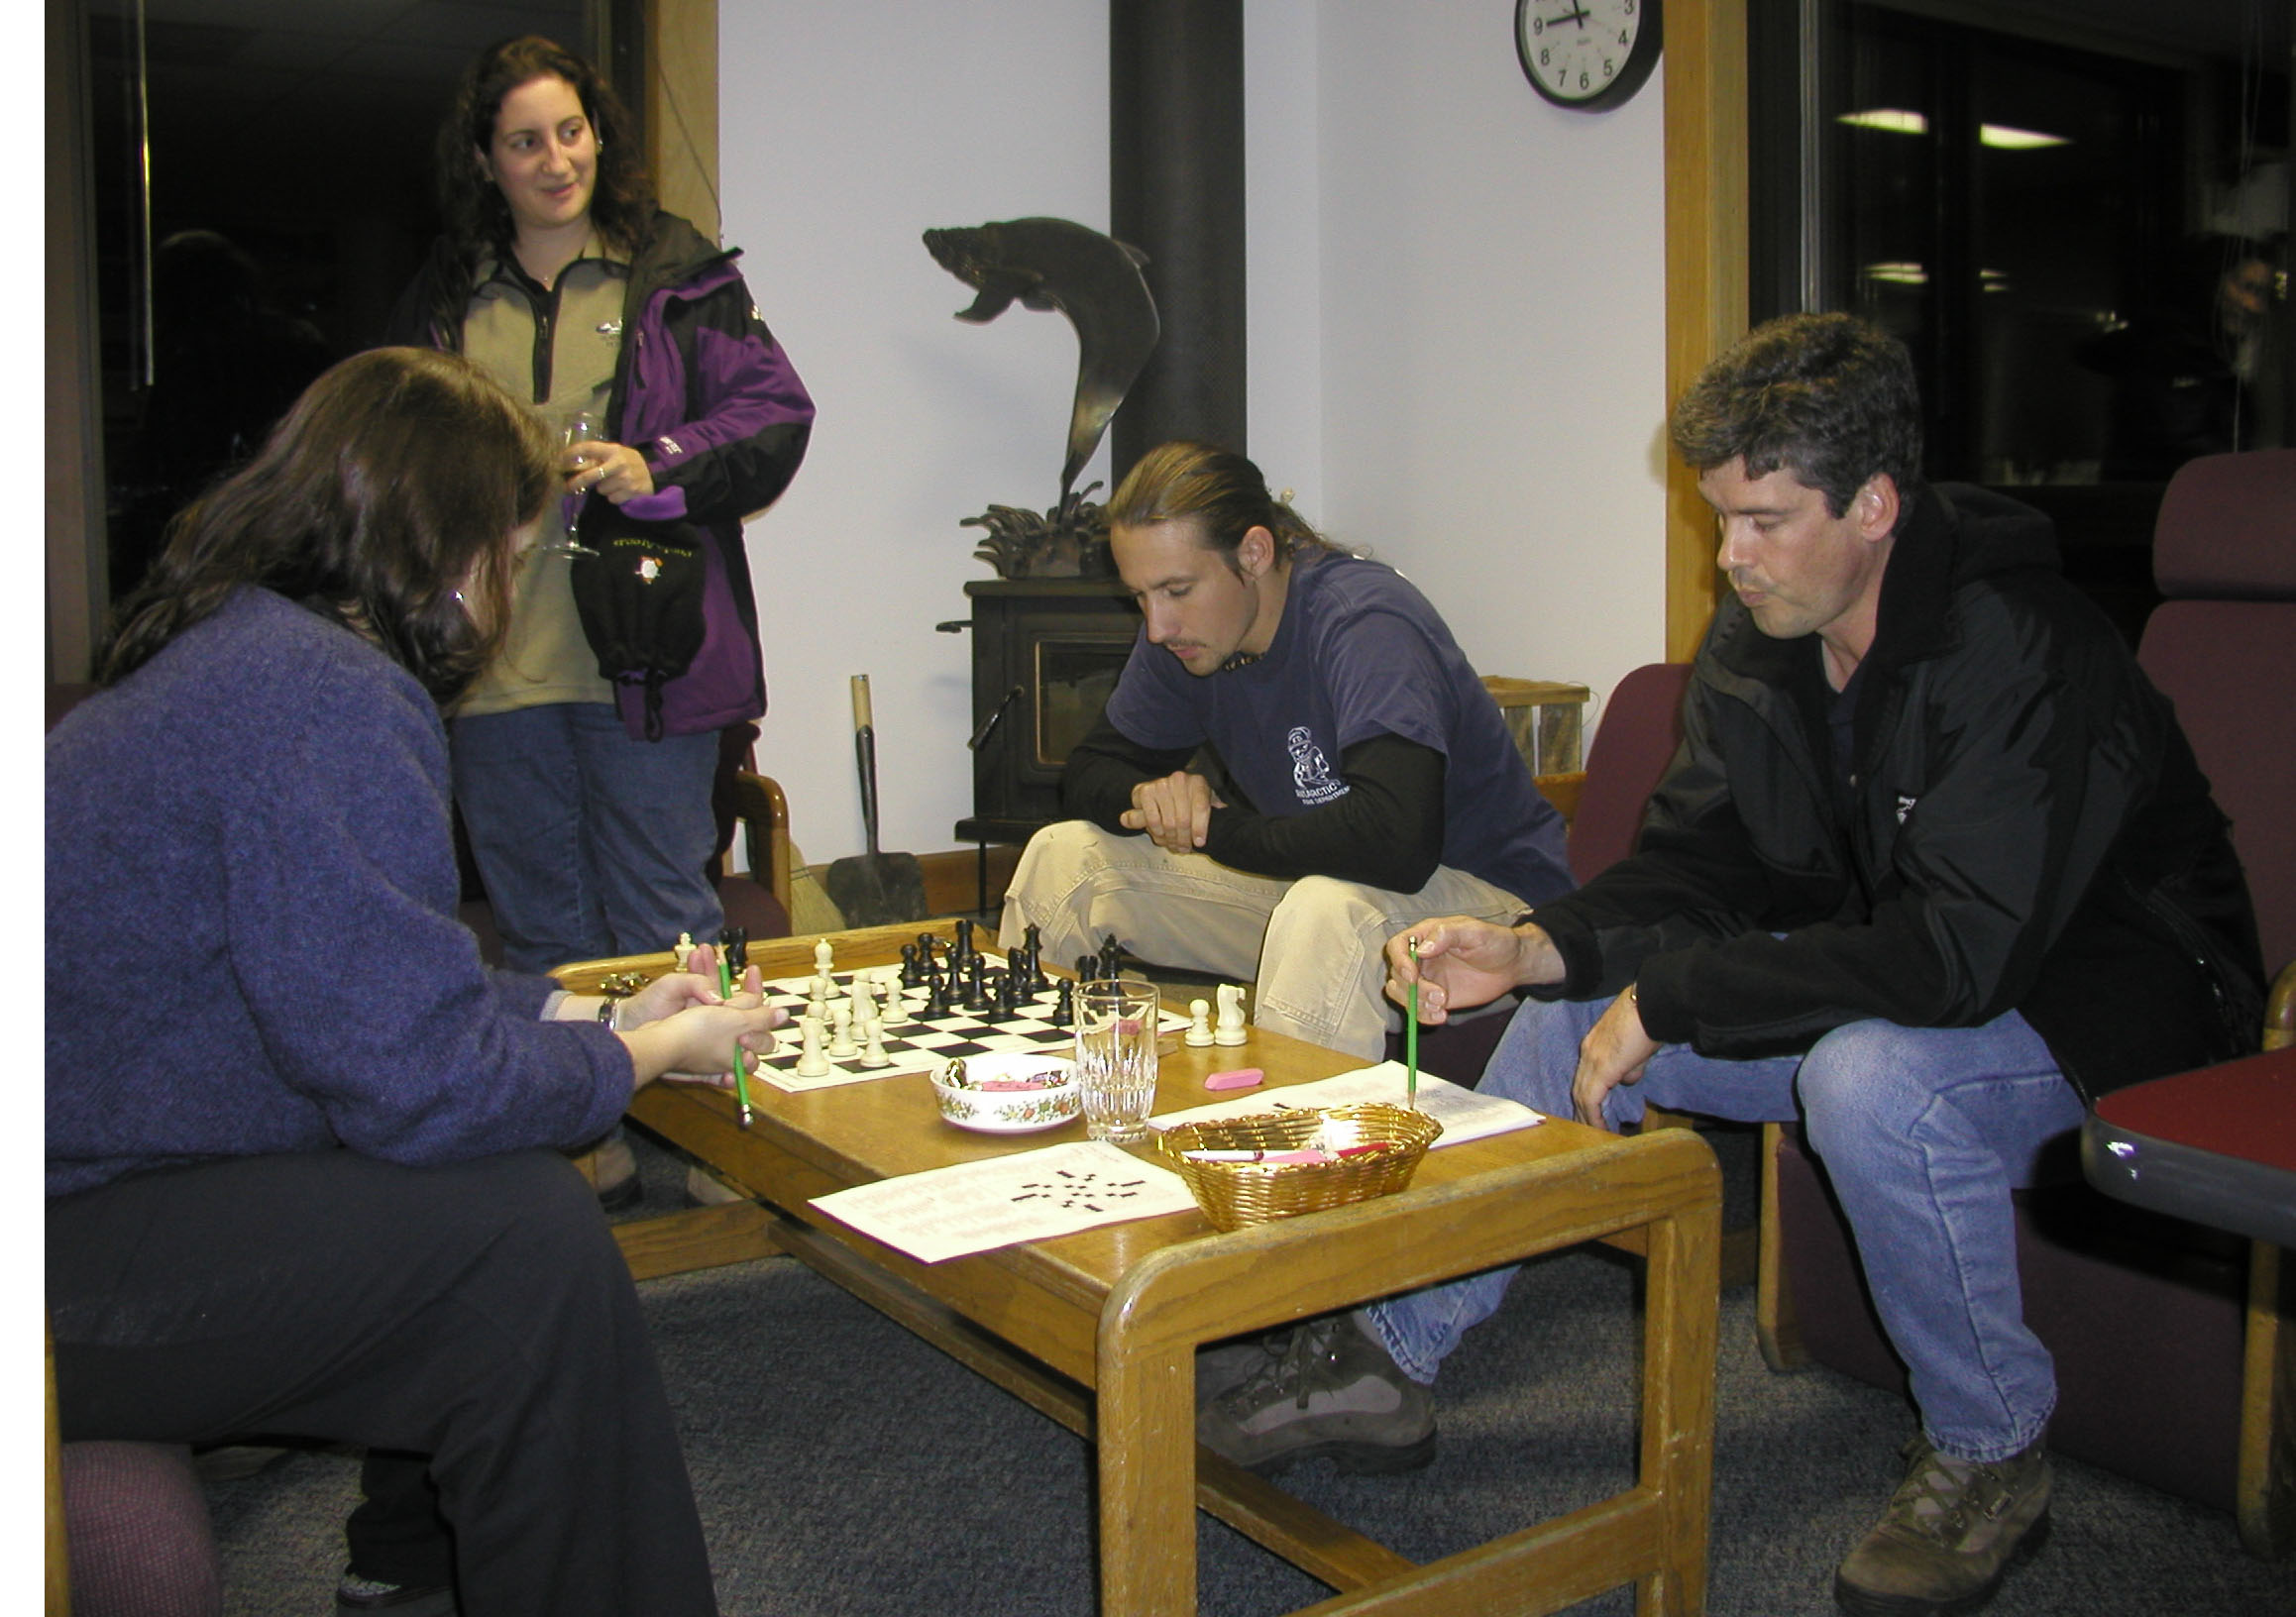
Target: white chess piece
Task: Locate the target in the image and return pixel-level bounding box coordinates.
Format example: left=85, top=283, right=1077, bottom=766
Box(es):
left=878, top=976, right=905, bottom=1025
left=792, top=1015, right=830, bottom=1077
left=848, top=978, right=873, bottom=1032
left=826, top=1004, right=857, bottom=1058
left=859, top=1023, right=890, bottom=1067
left=1214, top=983, right=1249, bottom=1046
left=1184, top=998, right=1215, bottom=1047
left=675, top=931, right=697, bottom=971
left=815, top=938, right=834, bottom=976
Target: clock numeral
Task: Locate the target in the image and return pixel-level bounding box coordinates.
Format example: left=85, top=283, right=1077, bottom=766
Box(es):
left=1539, top=46, right=1551, bottom=66
left=1617, top=29, right=1630, bottom=45
left=1579, top=69, right=1589, bottom=90
left=1602, top=56, right=1617, bottom=78
left=1532, top=16, right=1544, bottom=34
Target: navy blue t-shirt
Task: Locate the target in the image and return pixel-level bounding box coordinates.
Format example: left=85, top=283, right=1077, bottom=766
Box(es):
left=1103, top=551, right=1571, bottom=905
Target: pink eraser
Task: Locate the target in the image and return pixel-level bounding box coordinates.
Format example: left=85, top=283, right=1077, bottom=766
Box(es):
left=1205, top=1067, right=1263, bottom=1092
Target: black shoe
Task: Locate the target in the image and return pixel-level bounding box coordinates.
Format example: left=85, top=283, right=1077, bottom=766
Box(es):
left=1195, top=1311, right=1435, bottom=1476
left=336, top=1572, right=459, bottom=1615
left=1833, top=1434, right=2051, bottom=1616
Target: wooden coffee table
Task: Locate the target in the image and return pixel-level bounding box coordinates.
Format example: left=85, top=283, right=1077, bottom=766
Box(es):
left=563, top=920, right=1721, bottom=1616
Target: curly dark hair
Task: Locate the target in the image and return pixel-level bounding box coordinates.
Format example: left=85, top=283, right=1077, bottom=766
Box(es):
left=1670, top=312, right=1926, bottom=516
left=435, top=35, right=656, bottom=262
left=103, top=349, right=558, bottom=702
left=1107, top=441, right=1339, bottom=571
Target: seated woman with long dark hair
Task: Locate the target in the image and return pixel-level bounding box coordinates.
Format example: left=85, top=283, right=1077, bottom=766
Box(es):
left=46, top=347, right=776, bottom=1617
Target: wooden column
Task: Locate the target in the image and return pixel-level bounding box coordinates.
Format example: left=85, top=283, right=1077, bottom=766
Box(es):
left=1662, top=0, right=1750, bottom=662
left=645, top=0, right=720, bottom=244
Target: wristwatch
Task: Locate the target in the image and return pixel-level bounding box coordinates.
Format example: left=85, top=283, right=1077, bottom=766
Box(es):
left=597, top=998, right=624, bottom=1033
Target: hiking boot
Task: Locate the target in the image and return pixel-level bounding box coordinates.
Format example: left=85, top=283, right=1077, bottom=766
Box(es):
left=1833, top=1434, right=2052, bottom=1616
left=1196, top=1311, right=1435, bottom=1476
left=1195, top=1327, right=1294, bottom=1413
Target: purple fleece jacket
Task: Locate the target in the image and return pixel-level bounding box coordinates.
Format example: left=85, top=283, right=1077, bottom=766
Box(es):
left=46, top=590, right=633, bottom=1198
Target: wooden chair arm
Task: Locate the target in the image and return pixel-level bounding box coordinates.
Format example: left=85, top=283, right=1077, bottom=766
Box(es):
left=1535, top=770, right=1585, bottom=824
left=728, top=771, right=792, bottom=918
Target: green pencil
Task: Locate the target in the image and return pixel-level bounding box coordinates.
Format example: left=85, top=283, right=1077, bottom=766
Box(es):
left=1405, top=936, right=1421, bottom=1111
left=716, top=950, right=755, bottom=1128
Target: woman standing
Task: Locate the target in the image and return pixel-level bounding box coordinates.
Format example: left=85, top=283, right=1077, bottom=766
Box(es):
left=388, top=35, right=814, bottom=976
left=48, top=348, right=779, bottom=1616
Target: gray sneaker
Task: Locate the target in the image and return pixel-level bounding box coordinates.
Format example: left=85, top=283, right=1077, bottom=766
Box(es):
left=1834, top=1434, right=2051, bottom=1617
left=1195, top=1311, right=1435, bottom=1476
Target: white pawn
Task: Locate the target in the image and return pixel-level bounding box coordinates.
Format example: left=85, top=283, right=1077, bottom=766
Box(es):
left=792, top=1015, right=831, bottom=1078
left=826, top=1004, right=858, bottom=1058
left=675, top=931, right=697, bottom=971
left=878, top=975, right=906, bottom=1026
left=859, top=1022, right=891, bottom=1068
left=1184, top=998, right=1215, bottom=1047
left=1214, top=983, right=1249, bottom=1046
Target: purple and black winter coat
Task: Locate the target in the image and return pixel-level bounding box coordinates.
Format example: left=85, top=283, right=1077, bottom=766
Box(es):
left=385, top=210, right=814, bottom=737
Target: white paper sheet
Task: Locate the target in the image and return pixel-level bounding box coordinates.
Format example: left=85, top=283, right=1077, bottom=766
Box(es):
left=807, top=1140, right=1200, bottom=1264
left=1150, top=1062, right=1544, bottom=1147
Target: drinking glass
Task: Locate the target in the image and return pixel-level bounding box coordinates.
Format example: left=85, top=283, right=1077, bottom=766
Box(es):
left=1074, top=976, right=1160, bottom=1144
left=539, top=408, right=602, bottom=557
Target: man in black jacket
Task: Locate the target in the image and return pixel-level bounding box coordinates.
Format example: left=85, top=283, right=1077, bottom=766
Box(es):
left=1217, top=315, right=2261, bottom=1616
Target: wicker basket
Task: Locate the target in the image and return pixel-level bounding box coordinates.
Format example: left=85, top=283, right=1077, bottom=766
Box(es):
left=1156, top=1103, right=1443, bottom=1232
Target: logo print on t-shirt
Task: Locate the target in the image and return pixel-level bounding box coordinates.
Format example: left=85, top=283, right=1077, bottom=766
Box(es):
left=1288, top=726, right=1347, bottom=807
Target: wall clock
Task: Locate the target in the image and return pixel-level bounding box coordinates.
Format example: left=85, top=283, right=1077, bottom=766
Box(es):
left=1515, top=0, right=1663, bottom=112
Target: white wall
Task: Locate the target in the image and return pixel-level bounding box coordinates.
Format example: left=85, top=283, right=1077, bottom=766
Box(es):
left=721, top=4, right=1111, bottom=863
left=1314, top=4, right=1669, bottom=733
left=719, top=3, right=1669, bottom=865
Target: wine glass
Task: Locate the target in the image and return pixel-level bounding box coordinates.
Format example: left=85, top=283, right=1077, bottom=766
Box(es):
left=538, top=408, right=602, bottom=558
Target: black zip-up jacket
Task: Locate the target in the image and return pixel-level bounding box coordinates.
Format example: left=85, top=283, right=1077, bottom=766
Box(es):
left=1529, top=484, right=2262, bottom=1102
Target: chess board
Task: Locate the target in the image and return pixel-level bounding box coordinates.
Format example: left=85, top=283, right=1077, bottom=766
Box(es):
left=749, top=966, right=1192, bottom=1094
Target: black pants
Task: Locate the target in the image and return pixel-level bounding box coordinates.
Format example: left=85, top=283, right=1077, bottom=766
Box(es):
left=49, top=1148, right=718, bottom=1617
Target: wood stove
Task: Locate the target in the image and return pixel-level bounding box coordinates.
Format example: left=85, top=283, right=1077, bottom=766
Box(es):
left=950, top=579, right=1141, bottom=849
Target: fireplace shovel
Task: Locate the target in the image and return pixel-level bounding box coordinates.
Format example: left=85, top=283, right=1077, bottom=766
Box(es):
left=825, top=674, right=929, bottom=926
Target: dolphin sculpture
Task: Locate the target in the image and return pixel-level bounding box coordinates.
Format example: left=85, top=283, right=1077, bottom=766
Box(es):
left=924, top=217, right=1160, bottom=510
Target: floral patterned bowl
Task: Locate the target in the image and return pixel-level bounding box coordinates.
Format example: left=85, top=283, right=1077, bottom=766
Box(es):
left=930, top=1051, right=1081, bottom=1133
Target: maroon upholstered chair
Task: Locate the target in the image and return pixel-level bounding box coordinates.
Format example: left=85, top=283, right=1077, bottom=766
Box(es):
left=1389, top=661, right=1692, bottom=1082
left=1762, top=448, right=2296, bottom=1556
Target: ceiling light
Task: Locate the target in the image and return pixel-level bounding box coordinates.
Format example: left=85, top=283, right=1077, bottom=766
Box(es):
left=1980, top=123, right=2070, bottom=150
left=1839, top=108, right=1928, bottom=136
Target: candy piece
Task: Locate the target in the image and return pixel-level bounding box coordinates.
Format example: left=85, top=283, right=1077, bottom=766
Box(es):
left=1204, top=1067, right=1263, bottom=1092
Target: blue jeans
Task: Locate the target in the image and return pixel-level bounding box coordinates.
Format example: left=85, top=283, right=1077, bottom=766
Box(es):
left=1367, top=993, right=2085, bottom=1462
left=452, top=703, right=721, bottom=973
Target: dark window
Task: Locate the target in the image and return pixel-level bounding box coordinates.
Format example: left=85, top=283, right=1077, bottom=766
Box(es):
left=1751, top=0, right=2292, bottom=640
left=84, top=0, right=601, bottom=602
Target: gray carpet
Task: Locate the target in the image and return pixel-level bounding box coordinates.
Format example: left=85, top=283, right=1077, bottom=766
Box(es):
left=200, top=1132, right=2296, bottom=1616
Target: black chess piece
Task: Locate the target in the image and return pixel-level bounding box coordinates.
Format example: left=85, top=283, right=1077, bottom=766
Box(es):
left=1075, top=953, right=1097, bottom=985
left=1053, top=979, right=1075, bottom=1024
left=954, top=917, right=975, bottom=963
left=1097, top=935, right=1124, bottom=981
left=900, top=942, right=921, bottom=987
left=925, top=975, right=950, bottom=1018
left=717, top=926, right=748, bottom=971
